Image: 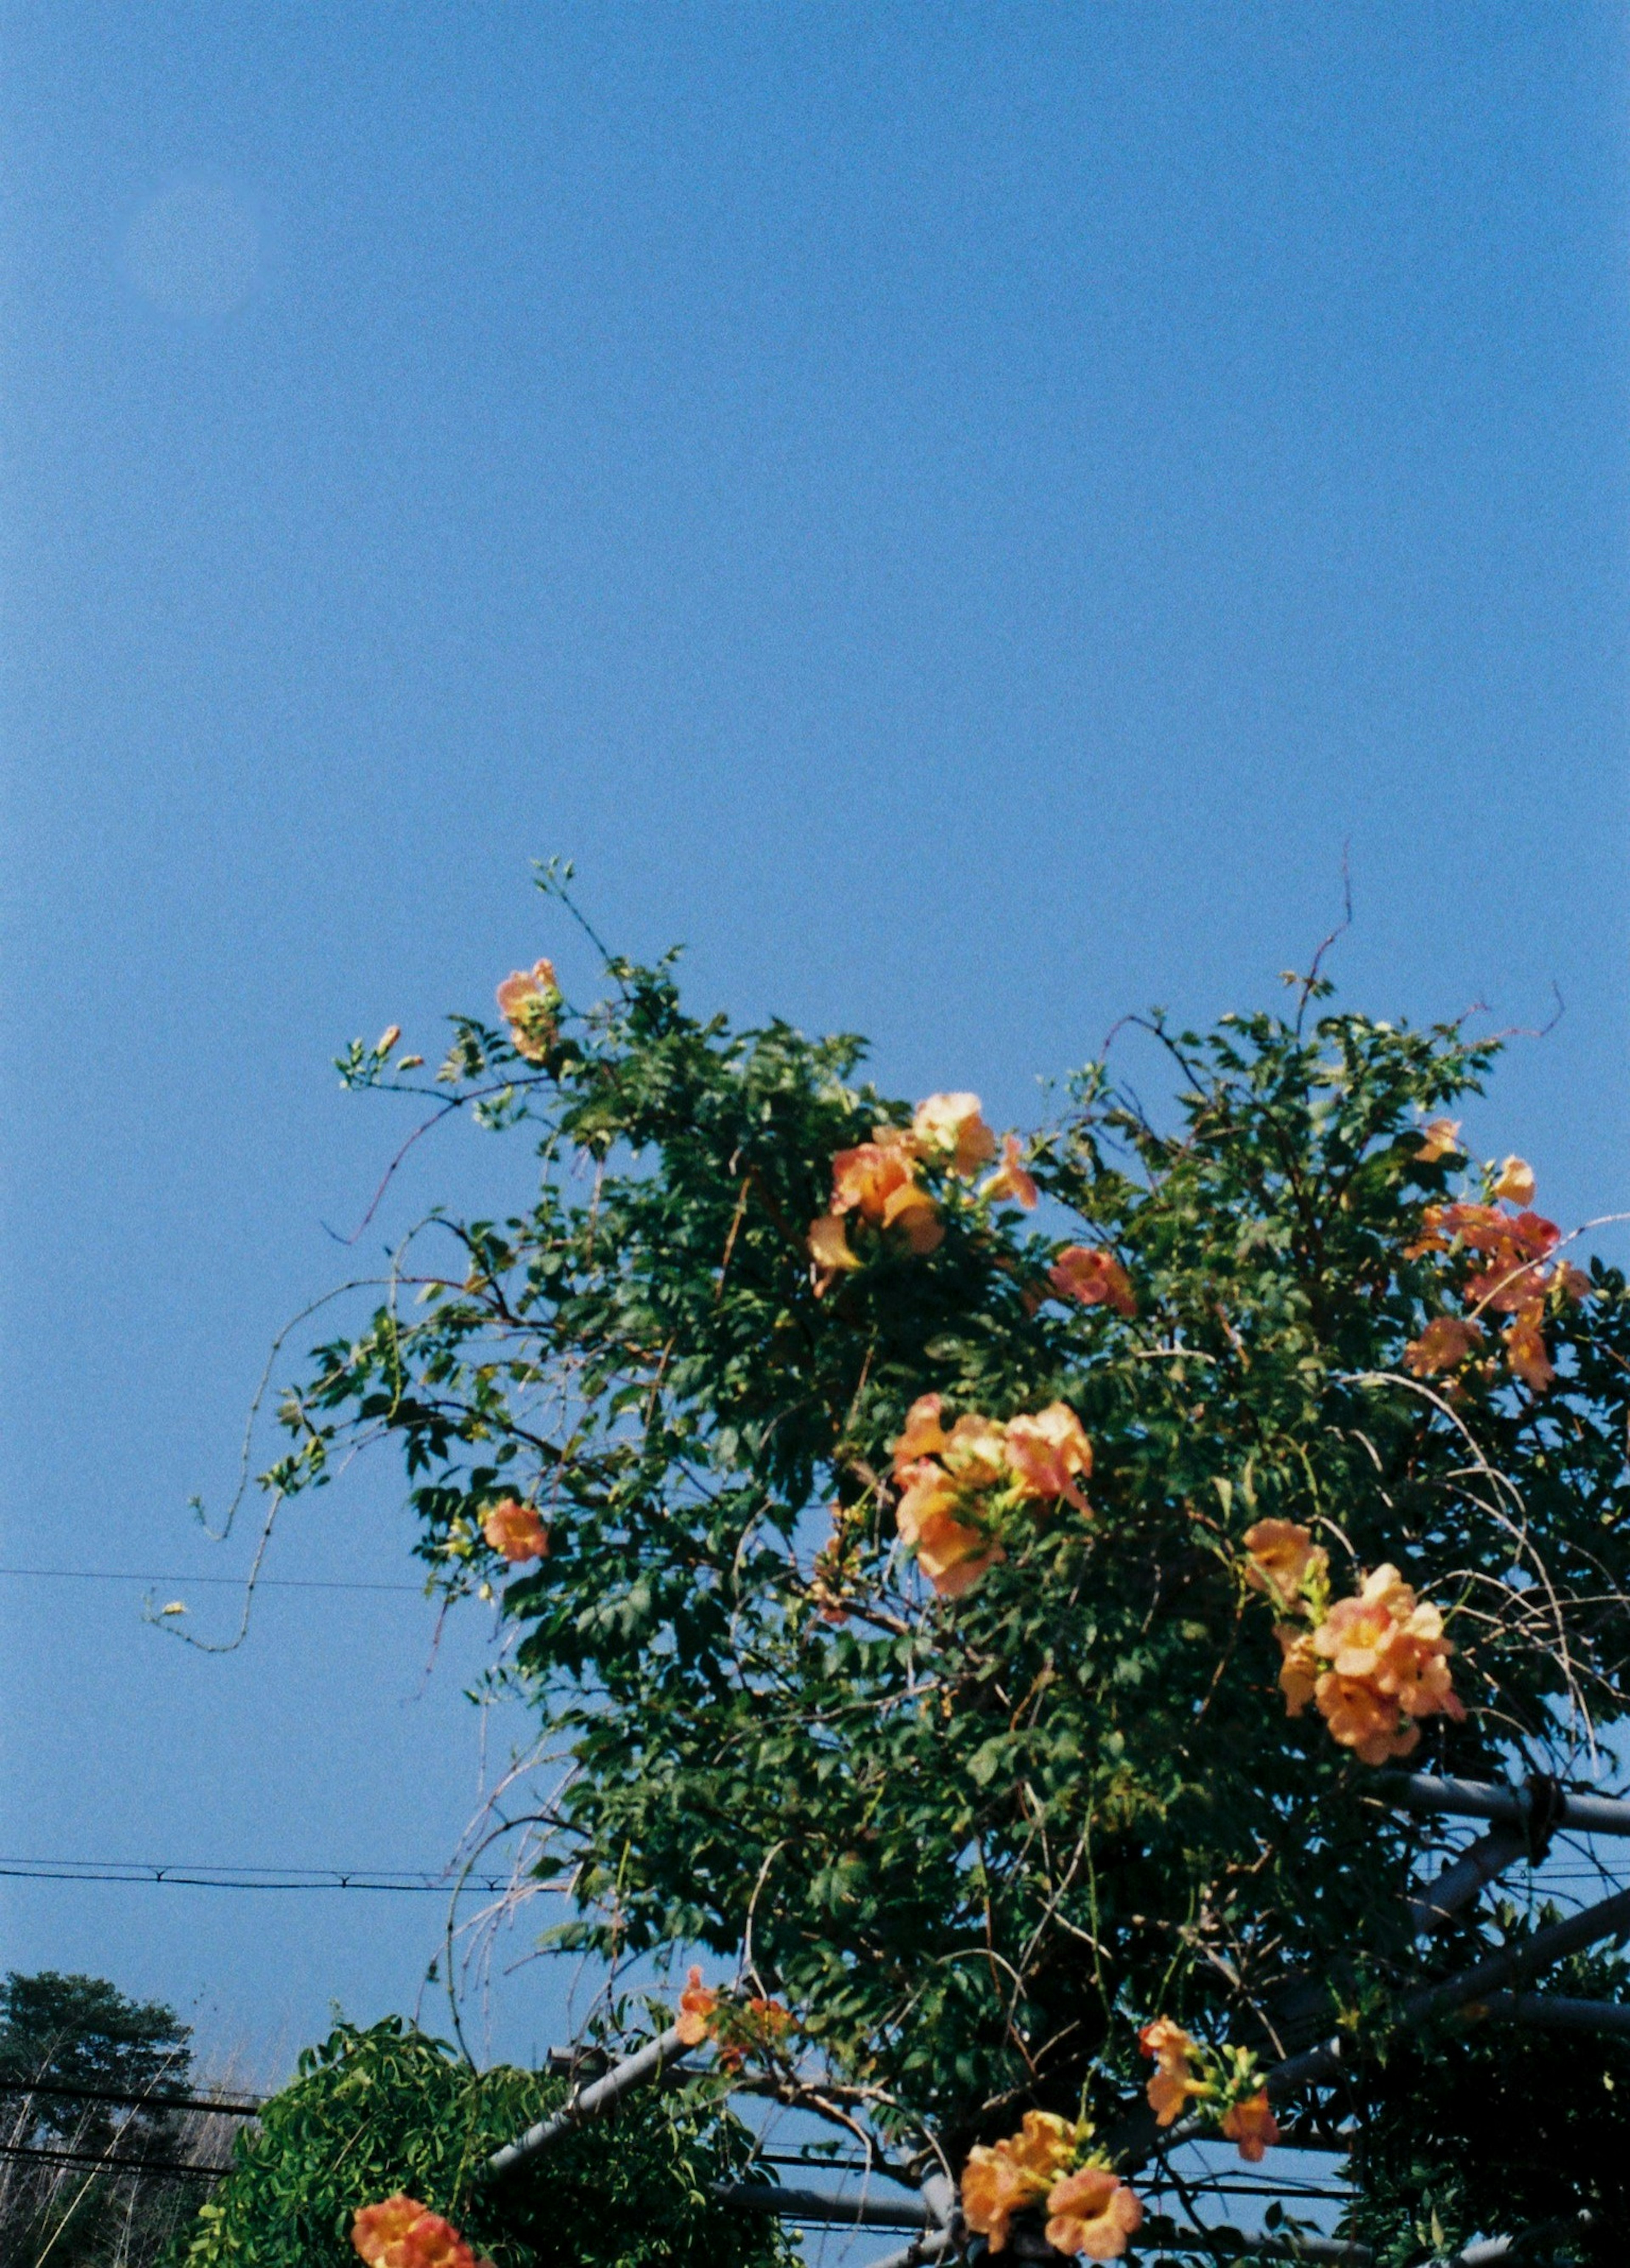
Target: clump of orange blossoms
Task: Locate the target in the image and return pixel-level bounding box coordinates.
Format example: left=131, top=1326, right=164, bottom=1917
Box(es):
left=961, top=2111, right=1142, bottom=2262
left=674, top=1967, right=793, bottom=2072
left=889, top=1393, right=1093, bottom=1598
left=1404, top=1159, right=1588, bottom=1394
left=1138, top=2019, right=1280, bottom=2161
left=1245, top=1523, right=1466, bottom=1765
left=495, top=958, right=561, bottom=1063
left=808, top=1094, right=1040, bottom=1292
left=481, top=1498, right=549, bottom=1564
left=1047, top=1245, right=1136, bottom=1318
left=352, top=2196, right=486, bottom=2268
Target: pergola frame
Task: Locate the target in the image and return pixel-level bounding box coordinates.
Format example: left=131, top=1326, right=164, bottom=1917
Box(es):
left=485, top=1773, right=1627, bottom=2263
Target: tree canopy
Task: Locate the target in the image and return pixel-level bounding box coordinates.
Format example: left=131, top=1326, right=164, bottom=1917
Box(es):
left=247, top=881, right=1630, bottom=2262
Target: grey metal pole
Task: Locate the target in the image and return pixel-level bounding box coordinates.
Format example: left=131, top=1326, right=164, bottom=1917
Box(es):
left=486, top=2024, right=689, bottom=2181
left=1480, top=1991, right=1630, bottom=2037
left=1389, top=1773, right=1630, bottom=1841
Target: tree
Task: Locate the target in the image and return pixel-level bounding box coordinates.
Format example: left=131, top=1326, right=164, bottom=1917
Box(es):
left=180, top=2018, right=790, bottom=2268
left=0, top=1970, right=202, bottom=2268
left=246, top=880, right=1630, bottom=2262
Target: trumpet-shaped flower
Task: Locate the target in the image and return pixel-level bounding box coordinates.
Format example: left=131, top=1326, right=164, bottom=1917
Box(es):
left=1220, top=2091, right=1280, bottom=2164
left=352, top=2198, right=477, bottom=2268
left=1504, top=1307, right=1556, bottom=1393
left=1043, top=2167, right=1144, bottom=2262
left=961, top=2113, right=1084, bottom=2253
left=829, top=1131, right=944, bottom=1253
left=891, top=1393, right=949, bottom=1478
left=808, top=1212, right=863, bottom=1294
left=894, top=1461, right=1003, bottom=1597
left=676, top=1966, right=719, bottom=2046
left=912, top=1093, right=998, bottom=1175
left=1414, top=1117, right=1462, bottom=1164
left=980, top=1133, right=1039, bottom=1211
left=495, top=959, right=560, bottom=1064
left=1275, top=1625, right=1321, bottom=1716
left=1139, top=2018, right=1207, bottom=2126
left=1242, top=1520, right=1326, bottom=1608
left=1047, top=1246, right=1136, bottom=1318
left=1494, top=1155, right=1537, bottom=1206
left=481, top=1499, right=549, bottom=1565
left=354, top=2198, right=421, bottom=2264
left=1404, top=1316, right=1484, bottom=1377
left=1312, top=1672, right=1421, bottom=1765
left=1004, top=1403, right=1093, bottom=1512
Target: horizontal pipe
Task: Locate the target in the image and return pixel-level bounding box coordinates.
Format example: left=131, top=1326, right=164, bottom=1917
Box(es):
left=1007, top=2220, right=1370, bottom=2265
left=714, top=2182, right=930, bottom=2229
left=486, top=2024, right=687, bottom=2180
left=1479, top=1991, right=1630, bottom=2036
left=1388, top=1773, right=1630, bottom=1841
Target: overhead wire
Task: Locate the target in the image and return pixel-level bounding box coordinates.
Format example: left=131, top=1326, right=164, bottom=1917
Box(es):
left=0, top=1567, right=422, bottom=1594
left=0, top=1858, right=568, bottom=1894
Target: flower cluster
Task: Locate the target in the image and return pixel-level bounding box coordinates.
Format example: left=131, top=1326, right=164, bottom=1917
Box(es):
left=674, top=1968, right=794, bottom=2071
left=961, top=2111, right=1143, bottom=2262
left=808, top=1093, right=1037, bottom=1293
left=889, top=1394, right=1093, bottom=1598
left=1404, top=1158, right=1588, bottom=1393
left=481, top=1498, right=549, bottom=1564
left=1245, top=1521, right=1465, bottom=1765
left=353, top=2196, right=488, bottom=2268
left=1139, top=2019, right=1279, bottom=2161
left=1047, top=1245, right=1136, bottom=1318
left=495, top=958, right=561, bottom=1063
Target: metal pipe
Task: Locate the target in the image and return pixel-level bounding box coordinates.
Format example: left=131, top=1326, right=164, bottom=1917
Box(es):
left=1479, top=1991, right=1630, bottom=2036
left=1389, top=1773, right=1630, bottom=1841
left=1409, top=1827, right=1529, bottom=1936
left=713, top=2182, right=931, bottom=2229
left=486, top=2023, right=688, bottom=2181
left=1107, top=1880, right=1630, bottom=2174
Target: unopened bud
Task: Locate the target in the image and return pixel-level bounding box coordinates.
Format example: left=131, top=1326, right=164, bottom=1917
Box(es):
left=377, top=1025, right=402, bottom=1055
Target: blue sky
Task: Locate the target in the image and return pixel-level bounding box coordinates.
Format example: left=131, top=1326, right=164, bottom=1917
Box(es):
left=0, top=4, right=1624, bottom=2080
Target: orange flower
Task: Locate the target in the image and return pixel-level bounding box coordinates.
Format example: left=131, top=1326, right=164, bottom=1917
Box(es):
left=895, top=1462, right=1003, bottom=1597
left=882, top=1180, right=946, bottom=1254
left=912, top=1093, right=998, bottom=1175
left=961, top=2113, right=1082, bottom=2252
left=808, top=1212, right=863, bottom=1294
left=1220, top=2091, right=1279, bottom=2164
left=495, top=960, right=560, bottom=1064
left=1139, top=2018, right=1206, bottom=2127
left=1405, top=1315, right=1485, bottom=1377
left=400, top=2216, right=477, bottom=2268
left=981, top=1133, right=1039, bottom=1211
left=1312, top=1672, right=1419, bottom=1765
left=676, top=1965, right=719, bottom=2046
left=832, top=1129, right=921, bottom=1217
left=1504, top=1307, right=1555, bottom=1393
left=1494, top=1155, right=1537, bottom=1207
left=1242, top=1520, right=1326, bottom=1608
left=1292, top=1562, right=1466, bottom=1762
left=1048, top=1245, right=1136, bottom=1318
left=1414, top=1117, right=1462, bottom=1164
left=1003, top=1402, right=1093, bottom=1513
left=352, top=2198, right=476, bottom=2268
left=1275, top=1625, right=1321, bottom=1716
left=354, top=2198, right=422, bottom=2265
left=891, top=1393, right=950, bottom=1478
left=481, top=1499, right=549, bottom=1565
left=939, top=1412, right=1012, bottom=1492
left=1043, top=2167, right=1144, bottom=2261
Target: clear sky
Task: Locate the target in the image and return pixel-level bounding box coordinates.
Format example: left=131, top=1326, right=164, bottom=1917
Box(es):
left=1, top=4, right=1625, bottom=2081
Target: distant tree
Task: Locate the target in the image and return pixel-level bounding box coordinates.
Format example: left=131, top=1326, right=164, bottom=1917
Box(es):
left=0, top=1970, right=192, bottom=2142
left=0, top=1970, right=206, bottom=2268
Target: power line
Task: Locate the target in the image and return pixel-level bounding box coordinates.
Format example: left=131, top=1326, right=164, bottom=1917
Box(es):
left=0, top=2135, right=228, bottom=2182
left=0, top=1568, right=422, bottom=1595
left=0, top=1859, right=567, bottom=1894
left=0, top=2078, right=261, bottom=2116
